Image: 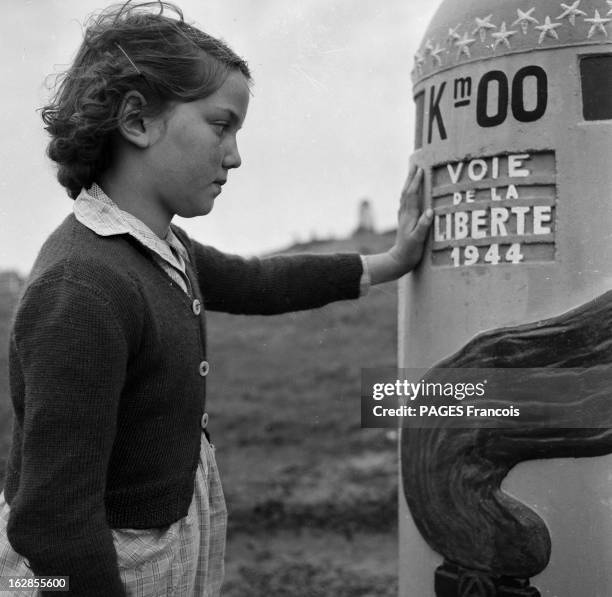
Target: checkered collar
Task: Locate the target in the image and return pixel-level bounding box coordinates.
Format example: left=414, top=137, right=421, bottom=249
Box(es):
left=74, top=183, right=190, bottom=269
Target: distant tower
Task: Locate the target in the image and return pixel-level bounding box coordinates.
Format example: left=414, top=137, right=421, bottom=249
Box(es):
left=354, top=199, right=375, bottom=235
left=0, top=270, right=23, bottom=298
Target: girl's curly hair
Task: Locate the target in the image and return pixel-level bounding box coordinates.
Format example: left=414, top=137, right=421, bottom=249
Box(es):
left=42, top=1, right=251, bottom=199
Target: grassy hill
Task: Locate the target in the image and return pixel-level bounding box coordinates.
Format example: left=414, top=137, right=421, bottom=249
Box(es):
left=0, top=230, right=401, bottom=596
left=0, top=277, right=20, bottom=488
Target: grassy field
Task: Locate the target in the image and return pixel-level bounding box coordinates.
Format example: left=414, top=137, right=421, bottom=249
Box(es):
left=0, top=282, right=17, bottom=489
left=0, top=231, right=401, bottom=596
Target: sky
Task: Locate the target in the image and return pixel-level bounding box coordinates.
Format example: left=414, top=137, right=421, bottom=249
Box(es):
left=1, top=0, right=438, bottom=274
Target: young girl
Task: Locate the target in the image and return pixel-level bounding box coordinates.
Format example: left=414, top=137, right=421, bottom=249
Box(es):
left=0, top=2, right=432, bottom=595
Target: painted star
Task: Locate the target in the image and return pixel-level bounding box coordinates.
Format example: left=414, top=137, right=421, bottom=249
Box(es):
left=424, top=39, right=435, bottom=54
left=512, top=8, right=539, bottom=34
left=447, top=23, right=462, bottom=45
left=584, top=9, right=611, bottom=38
left=491, top=22, right=518, bottom=50
left=413, top=49, right=425, bottom=74
left=472, top=14, right=497, bottom=42
left=455, top=31, right=476, bottom=59
left=557, top=1, right=587, bottom=26
left=534, top=16, right=563, bottom=43
left=430, top=43, right=446, bottom=66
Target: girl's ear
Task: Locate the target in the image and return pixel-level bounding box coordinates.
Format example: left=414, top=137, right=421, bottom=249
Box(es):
left=116, top=91, right=152, bottom=148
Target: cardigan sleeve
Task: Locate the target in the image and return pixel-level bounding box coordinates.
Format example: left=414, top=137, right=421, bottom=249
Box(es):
left=185, top=238, right=364, bottom=315
left=6, top=274, right=128, bottom=597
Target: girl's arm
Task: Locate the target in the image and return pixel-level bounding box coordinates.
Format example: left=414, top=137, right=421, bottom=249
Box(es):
left=187, top=242, right=364, bottom=315
left=176, top=167, right=432, bottom=315
left=6, top=274, right=129, bottom=597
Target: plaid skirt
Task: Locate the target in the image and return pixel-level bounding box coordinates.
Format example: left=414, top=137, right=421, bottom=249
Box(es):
left=0, top=432, right=227, bottom=596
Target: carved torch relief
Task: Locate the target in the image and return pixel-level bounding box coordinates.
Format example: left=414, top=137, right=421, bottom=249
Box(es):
left=401, top=1, right=612, bottom=596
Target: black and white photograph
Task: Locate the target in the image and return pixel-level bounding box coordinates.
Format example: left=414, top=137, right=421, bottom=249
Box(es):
left=0, top=1, right=611, bottom=596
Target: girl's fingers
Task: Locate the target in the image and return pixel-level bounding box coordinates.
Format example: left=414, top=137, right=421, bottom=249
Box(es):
left=410, top=209, right=434, bottom=241
left=401, top=167, right=424, bottom=210
left=407, top=167, right=424, bottom=194
left=400, top=165, right=416, bottom=197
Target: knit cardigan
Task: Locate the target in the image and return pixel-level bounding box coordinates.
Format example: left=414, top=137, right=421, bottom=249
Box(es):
left=3, top=214, right=363, bottom=596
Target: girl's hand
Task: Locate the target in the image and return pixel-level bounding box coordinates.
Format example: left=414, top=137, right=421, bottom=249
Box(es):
left=364, top=166, right=433, bottom=285
left=390, top=166, right=433, bottom=273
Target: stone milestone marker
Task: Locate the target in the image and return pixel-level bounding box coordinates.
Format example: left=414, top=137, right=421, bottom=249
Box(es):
left=399, top=0, right=612, bottom=596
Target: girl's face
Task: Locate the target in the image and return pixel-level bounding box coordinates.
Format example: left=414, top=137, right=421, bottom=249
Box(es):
left=146, top=70, right=250, bottom=221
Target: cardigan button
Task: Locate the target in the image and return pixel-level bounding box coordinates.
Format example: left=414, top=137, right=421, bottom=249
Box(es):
left=201, top=412, right=209, bottom=429
left=199, top=360, right=210, bottom=377
left=192, top=299, right=202, bottom=315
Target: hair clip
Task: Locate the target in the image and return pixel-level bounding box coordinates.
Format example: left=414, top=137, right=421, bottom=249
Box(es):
left=115, top=42, right=142, bottom=76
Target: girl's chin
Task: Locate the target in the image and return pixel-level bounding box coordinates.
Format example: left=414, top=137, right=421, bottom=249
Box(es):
left=174, top=195, right=217, bottom=218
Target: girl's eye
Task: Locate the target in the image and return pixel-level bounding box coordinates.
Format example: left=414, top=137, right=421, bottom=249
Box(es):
left=211, top=122, right=229, bottom=135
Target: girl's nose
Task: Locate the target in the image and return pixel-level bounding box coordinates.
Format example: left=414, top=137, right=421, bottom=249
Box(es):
left=222, top=137, right=242, bottom=170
